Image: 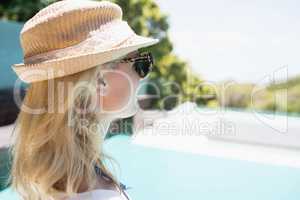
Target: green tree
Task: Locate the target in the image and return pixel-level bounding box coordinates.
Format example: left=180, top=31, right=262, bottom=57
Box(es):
left=0, top=0, right=56, bottom=21
left=111, top=0, right=215, bottom=109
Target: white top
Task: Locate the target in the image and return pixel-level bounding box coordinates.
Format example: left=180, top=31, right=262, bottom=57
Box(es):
left=66, top=188, right=130, bottom=200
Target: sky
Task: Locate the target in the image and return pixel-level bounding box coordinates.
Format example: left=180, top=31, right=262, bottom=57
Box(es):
left=155, top=0, right=300, bottom=83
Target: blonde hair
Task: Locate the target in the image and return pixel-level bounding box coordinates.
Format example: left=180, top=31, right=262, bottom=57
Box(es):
left=7, top=62, right=122, bottom=200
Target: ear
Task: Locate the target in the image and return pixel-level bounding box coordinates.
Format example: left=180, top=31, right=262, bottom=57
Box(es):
left=98, top=77, right=107, bottom=86
left=97, top=74, right=108, bottom=96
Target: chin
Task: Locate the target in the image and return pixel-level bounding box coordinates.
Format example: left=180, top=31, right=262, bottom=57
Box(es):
left=121, top=108, right=138, bottom=118
left=118, top=104, right=139, bottom=118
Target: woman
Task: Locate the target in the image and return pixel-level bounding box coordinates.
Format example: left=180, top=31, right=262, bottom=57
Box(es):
left=8, top=0, right=159, bottom=200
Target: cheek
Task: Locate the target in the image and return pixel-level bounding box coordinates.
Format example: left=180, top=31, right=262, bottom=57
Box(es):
left=101, top=69, right=139, bottom=111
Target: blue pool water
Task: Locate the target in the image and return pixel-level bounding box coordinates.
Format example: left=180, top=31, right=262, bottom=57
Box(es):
left=1, top=135, right=300, bottom=200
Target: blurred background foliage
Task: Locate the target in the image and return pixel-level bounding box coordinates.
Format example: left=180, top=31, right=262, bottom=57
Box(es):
left=111, top=0, right=217, bottom=110
left=216, top=75, right=300, bottom=114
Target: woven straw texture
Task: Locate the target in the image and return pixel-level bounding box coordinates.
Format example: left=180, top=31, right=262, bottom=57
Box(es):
left=11, top=0, right=159, bottom=83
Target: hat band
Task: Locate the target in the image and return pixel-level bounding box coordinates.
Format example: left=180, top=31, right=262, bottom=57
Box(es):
left=24, top=20, right=135, bottom=65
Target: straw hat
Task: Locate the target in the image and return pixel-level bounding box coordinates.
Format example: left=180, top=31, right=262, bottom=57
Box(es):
left=11, top=0, right=160, bottom=83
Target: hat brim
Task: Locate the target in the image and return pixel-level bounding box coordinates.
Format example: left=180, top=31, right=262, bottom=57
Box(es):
left=11, top=34, right=160, bottom=83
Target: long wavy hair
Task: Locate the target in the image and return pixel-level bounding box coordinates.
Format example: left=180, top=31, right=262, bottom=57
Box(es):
left=7, top=62, right=122, bottom=200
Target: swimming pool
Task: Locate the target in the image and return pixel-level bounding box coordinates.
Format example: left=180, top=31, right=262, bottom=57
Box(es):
left=1, top=135, right=300, bottom=200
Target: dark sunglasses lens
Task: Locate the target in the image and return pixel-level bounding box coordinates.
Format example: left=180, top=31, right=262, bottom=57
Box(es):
left=134, top=59, right=152, bottom=78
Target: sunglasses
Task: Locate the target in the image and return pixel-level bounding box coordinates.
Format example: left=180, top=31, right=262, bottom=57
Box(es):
left=116, top=51, right=154, bottom=78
